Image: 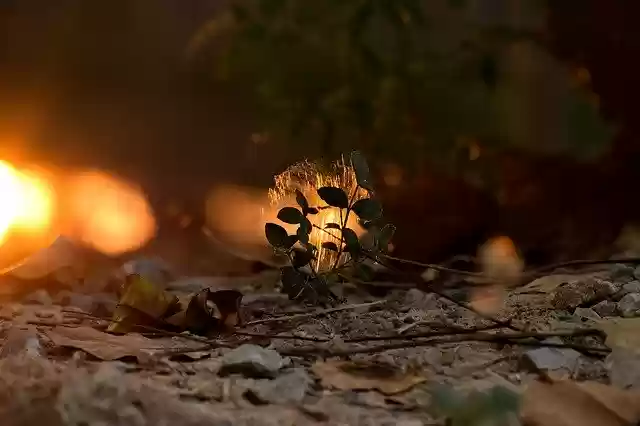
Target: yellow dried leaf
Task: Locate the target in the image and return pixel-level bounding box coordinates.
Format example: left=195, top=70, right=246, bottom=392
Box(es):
left=108, top=274, right=178, bottom=333
left=521, top=379, right=640, bottom=426
left=312, top=360, right=427, bottom=395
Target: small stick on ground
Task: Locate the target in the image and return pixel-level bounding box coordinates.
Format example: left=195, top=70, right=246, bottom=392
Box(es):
left=233, top=330, right=330, bottom=342
left=243, top=300, right=388, bottom=326
left=278, top=330, right=610, bottom=358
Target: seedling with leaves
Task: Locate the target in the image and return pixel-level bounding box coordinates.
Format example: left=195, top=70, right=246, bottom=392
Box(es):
left=265, top=151, right=396, bottom=304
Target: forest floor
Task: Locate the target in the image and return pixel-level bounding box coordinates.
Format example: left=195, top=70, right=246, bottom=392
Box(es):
left=1, top=239, right=640, bottom=426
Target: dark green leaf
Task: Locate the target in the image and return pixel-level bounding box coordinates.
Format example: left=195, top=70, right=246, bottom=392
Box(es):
left=265, top=223, right=291, bottom=248
left=350, top=151, right=374, bottom=191
left=296, top=218, right=312, bottom=244
left=302, top=242, right=317, bottom=253
left=292, top=248, right=315, bottom=268
left=377, top=224, right=396, bottom=251
left=306, top=207, right=319, bottom=215
left=317, top=186, right=349, bottom=209
left=325, top=223, right=341, bottom=230
left=295, top=189, right=309, bottom=211
left=280, top=267, right=330, bottom=304
left=277, top=206, right=305, bottom=224
left=342, top=228, right=361, bottom=258
left=296, top=227, right=309, bottom=244
left=351, top=198, right=383, bottom=221
left=281, top=266, right=308, bottom=300
left=321, top=241, right=339, bottom=252
left=286, top=235, right=299, bottom=248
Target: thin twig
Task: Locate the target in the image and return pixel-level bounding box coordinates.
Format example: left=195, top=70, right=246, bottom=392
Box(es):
left=526, top=257, right=640, bottom=276
left=343, top=323, right=509, bottom=342
left=61, top=309, right=225, bottom=347
left=233, top=330, right=330, bottom=342
left=366, top=253, right=520, bottom=331
left=380, top=252, right=640, bottom=284
left=379, top=253, right=485, bottom=278
left=243, top=299, right=388, bottom=326
left=278, top=330, right=610, bottom=358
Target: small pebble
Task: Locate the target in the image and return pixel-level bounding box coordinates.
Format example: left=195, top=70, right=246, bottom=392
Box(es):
left=592, top=300, right=618, bottom=317
left=617, top=293, right=640, bottom=317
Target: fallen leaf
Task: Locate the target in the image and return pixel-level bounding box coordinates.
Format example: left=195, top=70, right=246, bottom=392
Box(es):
left=108, top=274, right=179, bottom=333
left=166, top=288, right=243, bottom=334
left=521, top=379, right=640, bottom=426
left=311, top=360, right=427, bottom=395
left=597, top=318, right=640, bottom=353
left=45, top=325, right=162, bottom=362
left=515, top=274, right=576, bottom=295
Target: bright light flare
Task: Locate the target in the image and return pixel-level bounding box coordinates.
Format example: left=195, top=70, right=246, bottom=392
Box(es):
left=64, top=171, right=156, bottom=255
left=0, top=161, right=55, bottom=244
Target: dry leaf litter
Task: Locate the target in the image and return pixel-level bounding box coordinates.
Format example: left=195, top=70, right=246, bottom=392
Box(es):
left=1, top=239, right=640, bottom=425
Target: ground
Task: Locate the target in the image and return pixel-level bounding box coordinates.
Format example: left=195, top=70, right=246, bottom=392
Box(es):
left=0, top=249, right=638, bottom=426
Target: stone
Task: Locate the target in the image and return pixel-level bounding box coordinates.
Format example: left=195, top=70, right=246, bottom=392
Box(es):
left=23, top=289, right=53, bottom=306
left=403, top=289, right=439, bottom=311
left=634, top=266, right=640, bottom=281
left=616, top=281, right=640, bottom=299
left=219, top=344, right=288, bottom=378
left=0, top=326, right=42, bottom=358
left=592, top=300, right=618, bottom=317
left=552, top=277, right=617, bottom=310
left=522, top=340, right=581, bottom=374
left=606, top=347, right=640, bottom=390
left=611, top=264, right=636, bottom=283
left=53, top=291, right=117, bottom=316
left=617, top=293, right=640, bottom=317
left=573, top=307, right=601, bottom=322
left=249, top=368, right=312, bottom=404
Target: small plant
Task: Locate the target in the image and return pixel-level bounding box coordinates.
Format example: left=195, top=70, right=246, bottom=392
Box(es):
left=264, top=151, right=396, bottom=304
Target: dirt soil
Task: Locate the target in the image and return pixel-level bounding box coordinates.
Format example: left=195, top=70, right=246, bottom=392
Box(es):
left=0, top=254, right=636, bottom=426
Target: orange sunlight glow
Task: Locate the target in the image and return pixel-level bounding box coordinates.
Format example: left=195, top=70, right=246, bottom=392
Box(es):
left=268, top=159, right=367, bottom=272
left=0, top=161, right=55, bottom=244
left=65, top=171, right=156, bottom=255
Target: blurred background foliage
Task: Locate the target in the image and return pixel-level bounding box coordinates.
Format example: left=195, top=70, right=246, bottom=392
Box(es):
left=0, top=0, right=633, bottom=264
left=188, top=0, right=616, bottom=181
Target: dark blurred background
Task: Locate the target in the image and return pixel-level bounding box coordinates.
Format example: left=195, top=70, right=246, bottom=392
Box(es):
left=0, top=0, right=638, bottom=268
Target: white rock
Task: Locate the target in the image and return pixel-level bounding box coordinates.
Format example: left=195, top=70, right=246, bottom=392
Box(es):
left=219, top=344, right=288, bottom=378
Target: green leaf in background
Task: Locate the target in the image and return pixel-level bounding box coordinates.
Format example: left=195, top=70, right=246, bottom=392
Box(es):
left=317, top=186, right=350, bottom=209
left=325, top=223, right=341, bottom=230
left=350, top=150, right=374, bottom=191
